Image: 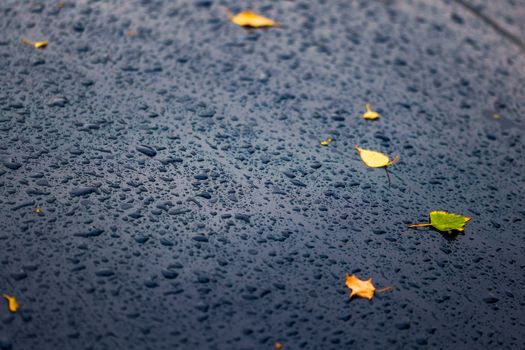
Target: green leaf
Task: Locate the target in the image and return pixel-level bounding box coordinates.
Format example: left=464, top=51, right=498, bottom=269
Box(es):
left=408, top=210, right=472, bottom=232
left=429, top=211, right=471, bottom=231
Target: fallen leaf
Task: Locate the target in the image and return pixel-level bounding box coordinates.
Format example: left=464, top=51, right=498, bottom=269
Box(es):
left=33, top=207, right=42, bottom=214
left=34, top=41, right=48, bottom=48
left=493, top=113, right=501, bottom=120
left=228, top=10, right=277, bottom=28
left=345, top=274, right=393, bottom=300
left=345, top=274, right=375, bottom=300
left=21, top=38, right=48, bottom=49
left=362, top=103, right=380, bottom=120
left=274, top=341, right=283, bottom=349
left=2, top=294, right=19, bottom=313
left=408, top=210, right=472, bottom=232
left=355, top=146, right=399, bottom=168
left=320, top=137, right=333, bottom=146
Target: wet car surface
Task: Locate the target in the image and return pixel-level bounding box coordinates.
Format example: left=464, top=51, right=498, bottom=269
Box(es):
left=1, top=0, right=524, bottom=349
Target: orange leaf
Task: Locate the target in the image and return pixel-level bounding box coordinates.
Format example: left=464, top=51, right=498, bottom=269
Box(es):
left=2, top=294, right=19, bottom=313
left=345, top=274, right=375, bottom=300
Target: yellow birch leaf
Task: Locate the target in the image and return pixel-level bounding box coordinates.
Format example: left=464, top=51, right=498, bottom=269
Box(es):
left=320, top=137, right=332, bottom=146
left=21, top=38, right=48, bottom=49
left=2, top=294, right=19, bottom=313
left=34, top=41, right=48, bottom=48
left=229, top=10, right=277, bottom=28
left=345, top=274, right=375, bottom=300
left=362, top=103, right=380, bottom=120
left=355, top=146, right=399, bottom=168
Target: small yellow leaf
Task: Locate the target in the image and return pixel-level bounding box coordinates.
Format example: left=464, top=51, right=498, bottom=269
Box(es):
left=320, top=137, right=332, bottom=146
left=362, top=103, right=380, bottom=120
left=34, top=41, right=48, bottom=48
left=345, top=274, right=375, bottom=300
left=2, top=294, right=19, bottom=313
left=34, top=207, right=42, bottom=214
left=274, top=341, right=283, bottom=349
left=229, top=10, right=277, bottom=28
left=355, top=146, right=399, bottom=168
left=493, top=113, right=501, bottom=120
left=21, top=38, right=48, bottom=49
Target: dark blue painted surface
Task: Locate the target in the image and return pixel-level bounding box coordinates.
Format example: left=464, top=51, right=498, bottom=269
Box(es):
left=1, top=0, right=524, bottom=349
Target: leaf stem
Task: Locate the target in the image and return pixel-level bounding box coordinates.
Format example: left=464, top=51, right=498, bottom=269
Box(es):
left=21, top=38, right=33, bottom=46
left=387, top=155, right=400, bottom=166
left=407, top=223, right=432, bottom=228
left=385, top=168, right=391, bottom=187
left=376, top=286, right=394, bottom=293
left=225, top=8, right=234, bottom=20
